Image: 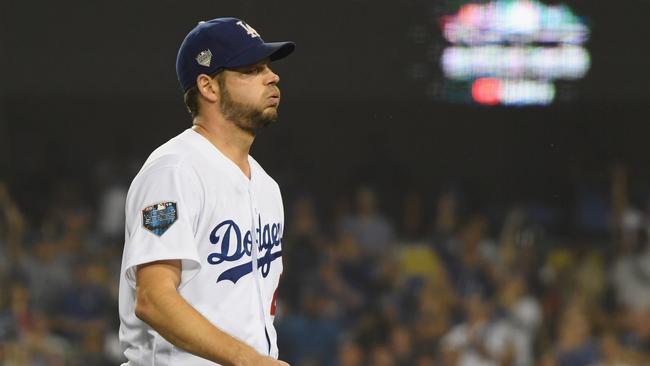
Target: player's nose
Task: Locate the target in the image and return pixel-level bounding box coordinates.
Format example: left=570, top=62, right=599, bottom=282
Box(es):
left=265, top=67, right=280, bottom=85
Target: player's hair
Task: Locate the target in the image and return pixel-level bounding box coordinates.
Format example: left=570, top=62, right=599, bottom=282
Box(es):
left=183, top=71, right=225, bottom=119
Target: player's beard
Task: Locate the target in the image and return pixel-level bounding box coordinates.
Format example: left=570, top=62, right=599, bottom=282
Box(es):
left=219, top=85, right=277, bottom=135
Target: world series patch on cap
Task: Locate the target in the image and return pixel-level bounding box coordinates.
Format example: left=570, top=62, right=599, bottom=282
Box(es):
left=142, top=202, right=178, bottom=236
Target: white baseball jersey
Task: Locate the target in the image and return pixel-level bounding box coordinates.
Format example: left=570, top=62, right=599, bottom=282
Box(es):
left=118, top=128, right=284, bottom=366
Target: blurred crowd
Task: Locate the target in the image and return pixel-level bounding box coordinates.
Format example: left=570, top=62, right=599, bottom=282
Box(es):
left=1, top=164, right=650, bottom=365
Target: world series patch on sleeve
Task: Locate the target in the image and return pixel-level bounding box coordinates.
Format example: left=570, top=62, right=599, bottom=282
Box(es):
left=142, top=201, right=178, bottom=236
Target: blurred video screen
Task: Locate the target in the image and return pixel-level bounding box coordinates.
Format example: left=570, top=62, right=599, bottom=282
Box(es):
left=417, top=0, right=591, bottom=106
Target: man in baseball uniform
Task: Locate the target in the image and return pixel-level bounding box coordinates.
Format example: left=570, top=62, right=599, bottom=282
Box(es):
left=118, top=18, right=295, bottom=366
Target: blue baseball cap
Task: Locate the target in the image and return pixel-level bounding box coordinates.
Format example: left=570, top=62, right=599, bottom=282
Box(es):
left=176, top=17, right=295, bottom=92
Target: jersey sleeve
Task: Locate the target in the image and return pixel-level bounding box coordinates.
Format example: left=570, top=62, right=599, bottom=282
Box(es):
left=122, top=161, right=203, bottom=290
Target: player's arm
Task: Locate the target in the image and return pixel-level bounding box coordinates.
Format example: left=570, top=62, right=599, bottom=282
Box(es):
left=135, top=260, right=289, bottom=366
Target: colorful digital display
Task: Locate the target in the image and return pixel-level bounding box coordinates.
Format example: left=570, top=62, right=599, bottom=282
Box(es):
left=437, top=0, right=591, bottom=106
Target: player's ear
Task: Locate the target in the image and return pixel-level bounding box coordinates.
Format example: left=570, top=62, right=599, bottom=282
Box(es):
left=196, top=74, right=219, bottom=103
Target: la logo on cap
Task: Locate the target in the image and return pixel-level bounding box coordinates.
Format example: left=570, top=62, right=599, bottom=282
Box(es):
left=236, top=21, right=260, bottom=38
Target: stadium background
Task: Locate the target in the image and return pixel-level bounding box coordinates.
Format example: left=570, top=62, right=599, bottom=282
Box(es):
left=1, top=0, right=650, bottom=364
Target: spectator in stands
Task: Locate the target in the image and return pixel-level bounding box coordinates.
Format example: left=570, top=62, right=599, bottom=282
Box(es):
left=19, top=235, right=73, bottom=310
left=388, top=325, right=414, bottom=366
left=554, top=304, right=601, bottom=366
left=441, top=292, right=514, bottom=366
left=400, top=191, right=426, bottom=243
left=337, top=340, right=364, bottom=366
left=449, top=215, right=498, bottom=299
left=494, top=273, right=542, bottom=366
left=277, top=288, right=340, bottom=366
left=51, top=260, right=112, bottom=341
left=0, top=278, right=18, bottom=364
left=429, top=191, right=461, bottom=266
left=282, top=195, right=327, bottom=312
left=338, top=186, right=395, bottom=255
left=22, top=311, right=71, bottom=365
left=0, top=181, right=25, bottom=271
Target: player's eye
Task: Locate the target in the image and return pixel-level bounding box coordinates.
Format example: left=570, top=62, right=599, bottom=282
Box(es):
left=246, top=65, right=267, bottom=75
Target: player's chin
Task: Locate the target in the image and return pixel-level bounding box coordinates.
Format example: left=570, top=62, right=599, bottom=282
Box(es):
left=262, top=107, right=279, bottom=122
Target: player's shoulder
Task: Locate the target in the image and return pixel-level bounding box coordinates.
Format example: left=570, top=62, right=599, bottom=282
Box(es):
left=133, top=129, right=201, bottom=181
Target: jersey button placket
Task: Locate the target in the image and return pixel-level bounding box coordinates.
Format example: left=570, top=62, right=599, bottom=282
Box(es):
left=248, top=186, right=271, bottom=354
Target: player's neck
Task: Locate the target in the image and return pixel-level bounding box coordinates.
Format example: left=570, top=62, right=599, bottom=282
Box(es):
left=192, top=118, right=254, bottom=179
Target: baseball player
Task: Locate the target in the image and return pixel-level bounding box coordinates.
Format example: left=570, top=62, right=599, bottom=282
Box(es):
left=118, top=18, right=295, bottom=366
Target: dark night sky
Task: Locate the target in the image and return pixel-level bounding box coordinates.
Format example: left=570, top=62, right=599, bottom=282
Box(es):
left=1, top=0, right=648, bottom=101
left=1, top=0, right=650, bottom=220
